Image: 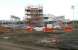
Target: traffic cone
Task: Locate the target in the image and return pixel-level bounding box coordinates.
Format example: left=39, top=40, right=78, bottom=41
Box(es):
left=26, top=25, right=33, bottom=32
left=64, top=26, right=73, bottom=32
left=43, top=27, right=55, bottom=32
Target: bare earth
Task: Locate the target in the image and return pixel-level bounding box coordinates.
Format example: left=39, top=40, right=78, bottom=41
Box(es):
left=0, top=41, right=59, bottom=50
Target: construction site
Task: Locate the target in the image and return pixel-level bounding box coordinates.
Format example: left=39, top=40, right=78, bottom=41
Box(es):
left=0, top=5, right=78, bottom=50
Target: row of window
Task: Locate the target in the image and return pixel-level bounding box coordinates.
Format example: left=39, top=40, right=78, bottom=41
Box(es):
left=44, top=17, right=48, bottom=19
left=44, top=21, right=56, bottom=24
left=26, top=14, right=43, bottom=16
left=25, top=9, right=43, bottom=12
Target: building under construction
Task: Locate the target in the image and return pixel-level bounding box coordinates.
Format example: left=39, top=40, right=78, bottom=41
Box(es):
left=25, top=5, right=43, bottom=27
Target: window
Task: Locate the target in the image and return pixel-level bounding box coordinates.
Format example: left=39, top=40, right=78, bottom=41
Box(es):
left=49, top=21, right=56, bottom=24
left=44, top=22, right=48, bottom=24
left=44, top=17, right=48, bottom=19
left=48, top=21, right=52, bottom=24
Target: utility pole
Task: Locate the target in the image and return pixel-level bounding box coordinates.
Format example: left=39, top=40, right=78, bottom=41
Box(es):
left=72, top=5, right=75, bottom=29
left=11, top=15, right=16, bottom=32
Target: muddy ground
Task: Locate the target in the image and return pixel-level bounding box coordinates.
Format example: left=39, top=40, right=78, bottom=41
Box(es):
left=0, top=31, right=78, bottom=50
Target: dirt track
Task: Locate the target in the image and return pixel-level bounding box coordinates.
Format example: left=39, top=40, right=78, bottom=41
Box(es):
left=0, top=32, right=61, bottom=50
left=0, top=41, right=60, bottom=50
left=0, top=41, right=25, bottom=50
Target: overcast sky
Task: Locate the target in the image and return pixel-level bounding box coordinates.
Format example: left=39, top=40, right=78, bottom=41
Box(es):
left=0, top=0, right=77, bottom=20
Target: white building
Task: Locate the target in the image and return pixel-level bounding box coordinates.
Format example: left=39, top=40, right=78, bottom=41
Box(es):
left=43, top=14, right=65, bottom=28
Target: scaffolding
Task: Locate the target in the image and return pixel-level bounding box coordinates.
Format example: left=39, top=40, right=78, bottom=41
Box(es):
left=25, top=5, right=43, bottom=27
